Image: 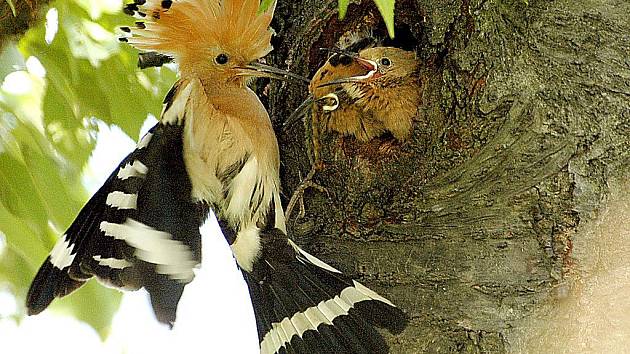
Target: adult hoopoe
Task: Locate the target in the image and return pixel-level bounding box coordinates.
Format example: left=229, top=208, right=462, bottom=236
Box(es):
left=25, top=1, right=407, bottom=353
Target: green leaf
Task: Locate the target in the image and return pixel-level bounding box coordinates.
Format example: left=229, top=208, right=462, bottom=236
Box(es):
left=260, top=0, right=275, bottom=12
left=5, top=0, right=16, bottom=17
left=0, top=203, right=50, bottom=270
left=20, top=1, right=172, bottom=142
left=338, top=0, right=396, bottom=38
left=338, top=0, right=350, bottom=19
left=0, top=0, right=168, bottom=337
left=373, top=0, right=396, bottom=38
left=0, top=43, right=24, bottom=81
left=0, top=153, right=50, bottom=233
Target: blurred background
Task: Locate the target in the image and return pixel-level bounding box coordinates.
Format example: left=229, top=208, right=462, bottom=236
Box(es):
left=0, top=0, right=259, bottom=352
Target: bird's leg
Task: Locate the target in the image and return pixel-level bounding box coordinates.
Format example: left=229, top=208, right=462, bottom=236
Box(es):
left=285, top=163, right=328, bottom=223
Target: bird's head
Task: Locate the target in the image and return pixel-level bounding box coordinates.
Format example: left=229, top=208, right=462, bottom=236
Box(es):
left=121, top=0, right=304, bottom=86
left=356, top=47, right=418, bottom=83
left=314, top=47, right=419, bottom=90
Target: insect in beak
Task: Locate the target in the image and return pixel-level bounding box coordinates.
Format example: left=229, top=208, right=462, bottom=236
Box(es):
left=320, top=93, right=339, bottom=112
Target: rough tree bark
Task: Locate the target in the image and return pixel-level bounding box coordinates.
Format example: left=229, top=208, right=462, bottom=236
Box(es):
left=0, top=0, right=46, bottom=45
left=2, top=0, right=628, bottom=352
left=269, top=0, right=630, bottom=352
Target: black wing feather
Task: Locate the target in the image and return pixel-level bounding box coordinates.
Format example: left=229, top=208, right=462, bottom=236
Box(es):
left=27, top=117, right=207, bottom=326
left=241, top=227, right=407, bottom=354
left=132, top=122, right=206, bottom=325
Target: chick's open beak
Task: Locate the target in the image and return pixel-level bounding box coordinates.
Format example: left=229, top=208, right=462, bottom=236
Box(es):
left=236, top=62, right=309, bottom=83
left=314, top=56, right=380, bottom=89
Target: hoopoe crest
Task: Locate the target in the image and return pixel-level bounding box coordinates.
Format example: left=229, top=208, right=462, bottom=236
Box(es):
left=124, top=0, right=276, bottom=79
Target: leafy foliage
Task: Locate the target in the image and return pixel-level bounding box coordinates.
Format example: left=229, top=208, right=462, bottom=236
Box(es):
left=0, top=0, right=175, bottom=337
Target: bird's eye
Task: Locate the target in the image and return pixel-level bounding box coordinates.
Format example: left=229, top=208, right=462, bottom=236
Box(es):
left=215, top=53, right=229, bottom=65
left=380, top=57, right=391, bottom=66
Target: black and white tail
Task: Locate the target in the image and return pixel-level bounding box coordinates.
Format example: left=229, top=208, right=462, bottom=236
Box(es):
left=26, top=118, right=206, bottom=326
left=244, top=228, right=407, bottom=354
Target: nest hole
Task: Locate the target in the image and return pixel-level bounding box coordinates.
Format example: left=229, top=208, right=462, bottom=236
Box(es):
left=308, top=2, right=421, bottom=77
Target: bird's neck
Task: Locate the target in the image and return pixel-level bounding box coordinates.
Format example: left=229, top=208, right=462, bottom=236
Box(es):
left=181, top=79, right=281, bottom=229
left=199, top=75, right=247, bottom=92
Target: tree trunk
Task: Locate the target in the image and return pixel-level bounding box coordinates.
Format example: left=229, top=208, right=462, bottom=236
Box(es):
left=271, top=0, right=630, bottom=352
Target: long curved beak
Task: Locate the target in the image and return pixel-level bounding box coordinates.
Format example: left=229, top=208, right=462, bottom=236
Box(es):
left=236, top=62, right=309, bottom=83
left=283, top=95, right=314, bottom=130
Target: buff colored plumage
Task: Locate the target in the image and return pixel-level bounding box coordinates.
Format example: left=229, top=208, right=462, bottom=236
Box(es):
left=126, top=0, right=274, bottom=76
left=285, top=46, right=421, bottom=222
left=312, top=46, right=421, bottom=142
left=27, top=2, right=407, bottom=353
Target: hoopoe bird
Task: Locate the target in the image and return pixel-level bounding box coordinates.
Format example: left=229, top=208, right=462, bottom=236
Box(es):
left=25, top=0, right=407, bottom=353
left=284, top=46, right=421, bottom=221
left=308, top=46, right=421, bottom=142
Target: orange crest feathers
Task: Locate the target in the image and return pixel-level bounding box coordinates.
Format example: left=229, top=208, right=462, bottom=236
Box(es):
left=122, top=0, right=276, bottom=66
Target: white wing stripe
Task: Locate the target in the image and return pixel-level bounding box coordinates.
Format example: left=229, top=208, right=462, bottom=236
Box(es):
left=288, top=239, right=341, bottom=274
left=353, top=280, right=395, bottom=307
left=100, top=220, right=196, bottom=282
left=304, top=306, right=333, bottom=327
left=137, top=132, right=153, bottom=149
left=278, top=318, right=299, bottom=345
left=49, top=234, right=76, bottom=270
left=93, top=255, right=132, bottom=269
left=117, top=160, right=148, bottom=179
left=259, top=282, right=385, bottom=354
left=106, top=191, right=138, bottom=209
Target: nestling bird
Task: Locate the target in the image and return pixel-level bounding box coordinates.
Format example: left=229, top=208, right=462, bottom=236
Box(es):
left=284, top=46, right=421, bottom=221
left=311, top=46, right=421, bottom=142
left=288, top=49, right=371, bottom=166
left=26, top=1, right=407, bottom=353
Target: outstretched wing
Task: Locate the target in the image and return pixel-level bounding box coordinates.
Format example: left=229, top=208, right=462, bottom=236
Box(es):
left=27, top=84, right=205, bottom=326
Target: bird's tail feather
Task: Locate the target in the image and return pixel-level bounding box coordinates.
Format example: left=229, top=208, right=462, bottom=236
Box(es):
left=26, top=258, right=85, bottom=315
left=244, top=233, right=406, bottom=354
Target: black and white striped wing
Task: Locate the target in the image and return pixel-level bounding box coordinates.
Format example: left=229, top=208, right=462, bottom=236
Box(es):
left=26, top=122, right=205, bottom=326
left=244, top=229, right=407, bottom=354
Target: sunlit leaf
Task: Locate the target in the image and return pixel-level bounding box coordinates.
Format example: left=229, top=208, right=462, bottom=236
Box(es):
left=338, top=0, right=396, bottom=38
left=373, top=0, right=395, bottom=38
left=5, top=0, right=16, bottom=17
left=0, top=43, right=24, bottom=80
left=338, top=0, right=350, bottom=19
left=260, top=0, right=275, bottom=12
left=0, top=153, right=50, bottom=231
left=0, top=0, right=174, bottom=337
